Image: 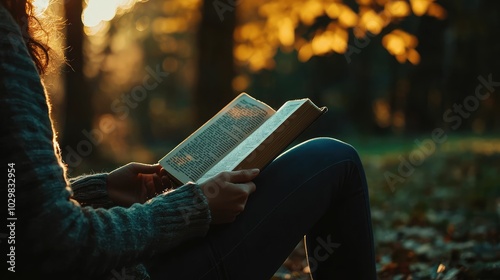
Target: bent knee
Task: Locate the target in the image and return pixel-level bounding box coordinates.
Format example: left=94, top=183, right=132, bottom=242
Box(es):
left=304, top=137, right=360, bottom=162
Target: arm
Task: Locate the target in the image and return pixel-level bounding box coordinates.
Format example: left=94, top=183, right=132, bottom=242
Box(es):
left=0, top=7, right=210, bottom=277
left=70, top=173, right=113, bottom=208
left=70, top=163, right=169, bottom=209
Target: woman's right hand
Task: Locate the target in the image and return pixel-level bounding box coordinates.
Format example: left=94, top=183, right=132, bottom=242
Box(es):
left=199, top=169, right=259, bottom=224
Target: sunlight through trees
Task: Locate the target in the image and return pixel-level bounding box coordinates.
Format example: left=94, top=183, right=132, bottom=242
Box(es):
left=235, top=0, right=446, bottom=71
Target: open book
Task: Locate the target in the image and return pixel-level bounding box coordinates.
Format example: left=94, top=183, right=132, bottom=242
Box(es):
left=159, top=93, right=327, bottom=185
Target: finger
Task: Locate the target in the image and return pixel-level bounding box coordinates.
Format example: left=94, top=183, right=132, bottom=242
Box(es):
left=161, top=176, right=173, bottom=190
left=142, top=174, right=158, bottom=199
left=160, top=168, right=169, bottom=177
left=241, top=181, right=257, bottom=194
left=229, top=181, right=256, bottom=196
left=152, top=173, right=167, bottom=194
left=138, top=174, right=149, bottom=202
left=161, top=176, right=169, bottom=186
left=227, top=169, right=259, bottom=183
left=159, top=168, right=174, bottom=189
left=130, top=163, right=162, bottom=174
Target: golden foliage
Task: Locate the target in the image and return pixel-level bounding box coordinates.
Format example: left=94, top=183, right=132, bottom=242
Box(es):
left=382, top=29, right=420, bottom=64
left=410, top=0, right=432, bottom=16
left=236, top=0, right=446, bottom=71
left=81, top=0, right=201, bottom=36
left=385, top=1, right=411, bottom=18
left=39, top=0, right=447, bottom=73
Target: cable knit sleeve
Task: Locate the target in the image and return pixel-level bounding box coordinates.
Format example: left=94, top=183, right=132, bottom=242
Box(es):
left=0, top=5, right=210, bottom=279
left=70, top=173, right=114, bottom=208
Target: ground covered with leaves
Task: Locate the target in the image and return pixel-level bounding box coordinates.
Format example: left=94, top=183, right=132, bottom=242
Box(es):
left=273, top=137, right=500, bottom=280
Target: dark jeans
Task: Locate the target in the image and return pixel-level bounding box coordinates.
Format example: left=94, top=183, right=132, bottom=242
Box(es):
left=147, top=138, right=376, bottom=279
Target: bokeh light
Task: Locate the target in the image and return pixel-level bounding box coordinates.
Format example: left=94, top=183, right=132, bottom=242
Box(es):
left=236, top=0, right=446, bottom=70
left=33, top=0, right=50, bottom=15
left=82, top=0, right=144, bottom=35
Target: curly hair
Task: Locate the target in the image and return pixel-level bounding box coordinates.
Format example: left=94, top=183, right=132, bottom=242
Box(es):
left=1, top=0, right=50, bottom=74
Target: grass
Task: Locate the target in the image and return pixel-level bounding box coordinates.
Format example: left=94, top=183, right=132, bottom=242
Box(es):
left=273, top=135, right=500, bottom=280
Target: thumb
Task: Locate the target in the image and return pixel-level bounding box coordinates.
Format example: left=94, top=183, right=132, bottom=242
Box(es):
left=129, top=163, right=161, bottom=174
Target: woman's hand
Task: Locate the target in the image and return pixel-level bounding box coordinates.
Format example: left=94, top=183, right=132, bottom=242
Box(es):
left=107, top=162, right=170, bottom=207
left=199, top=169, right=259, bottom=224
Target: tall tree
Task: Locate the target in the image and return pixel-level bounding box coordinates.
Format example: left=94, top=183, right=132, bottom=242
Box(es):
left=61, top=0, right=92, bottom=160
left=193, top=0, right=237, bottom=126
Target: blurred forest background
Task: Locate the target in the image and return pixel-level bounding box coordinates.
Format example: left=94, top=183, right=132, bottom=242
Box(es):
left=36, top=0, right=499, bottom=279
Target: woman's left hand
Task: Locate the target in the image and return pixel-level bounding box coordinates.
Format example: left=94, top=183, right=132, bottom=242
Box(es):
left=106, top=162, right=171, bottom=207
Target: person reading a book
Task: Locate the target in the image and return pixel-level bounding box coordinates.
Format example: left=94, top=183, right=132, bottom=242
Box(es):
left=1, top=1, right=375, bottom=279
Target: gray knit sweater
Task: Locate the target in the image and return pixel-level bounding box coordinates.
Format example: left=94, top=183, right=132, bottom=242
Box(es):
left=0, top=4, right=210, bottom=279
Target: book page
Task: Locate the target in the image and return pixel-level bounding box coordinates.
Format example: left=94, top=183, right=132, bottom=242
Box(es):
left=197, top=99, right=306, bottom=183
left=159, top=93, right=275, bottom=184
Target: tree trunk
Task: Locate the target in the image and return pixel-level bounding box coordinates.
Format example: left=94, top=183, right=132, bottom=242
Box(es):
left=61, top=0, right=92, bottom=155
left=193, top=0, right=236, bottom=126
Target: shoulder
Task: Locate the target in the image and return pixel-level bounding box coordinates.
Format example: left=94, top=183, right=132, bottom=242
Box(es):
left=0, top=4, right=27, bottom=52
left=0, top=3, right=38, bottom=76
left=0, top=3, right=45, bottom=106
left=0, top=3, right=53, bottom=157
left=0, top=4, right=19, bottom=31
left=0, top=5, right=66, bottom=217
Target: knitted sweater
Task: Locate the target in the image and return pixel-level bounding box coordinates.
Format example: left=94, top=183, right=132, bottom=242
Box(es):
left=0, top=4, right=210, bottom=279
